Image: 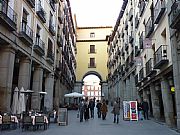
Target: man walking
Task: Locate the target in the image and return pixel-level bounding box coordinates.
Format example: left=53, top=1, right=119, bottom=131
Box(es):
left=89, top=99, right=95, bottom=118
left=142, top=99, right=149, bottom=120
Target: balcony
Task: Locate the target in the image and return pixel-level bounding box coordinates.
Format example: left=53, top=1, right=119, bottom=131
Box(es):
left=121, top=47, right=125, bottom=56
left=0, top=0, right=17, bottom=31
left=145, top=16, right=154, bottom=38
left=129, top=8, right=133, bottom=21
left=135, top=46, right=140, bottom=57
left=129, top=31, right=134, bottom=44
left=46, top=50, right=54, bottom=64
left=139, top=68, right=145, bottom=82
left=121, top=64, right=125, bottom=76
left=26, top=0, right=35, bottom=8
left=49, top=0, right=56, bottom=12
left=145, top=58, right=156, bottom=77
left=19, top=23, right=33, bottom=46
left=58, top=11, right=64, bottom=24
left=57, top=34, right=63, bottom=47
left=135, top=13, right=139, bottom=28
left=125, top=20, right=128, bottom=30
left=34, top=38, right=45, bottom=56
left=169, top=1, right=180, bottom=29
left=49, top=23, right=56, bottom=36
left=88, top=63, right=96, bottom=68
left=125, top=43, right=129, bottom=51
left=135, top=74, right=141, bottom=87
left=36, top=4, right=46, bottom=23
left=154, top=0, right=166, bottom=24
left=139, top=32, right=144, bottom=49
left=139, top=0, right=145, bottom=17
left=154, top=45, right=169, bottom=69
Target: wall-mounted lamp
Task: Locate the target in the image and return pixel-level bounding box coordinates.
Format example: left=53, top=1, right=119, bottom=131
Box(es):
left=168, top=76, right=174, bottom=86
left=155, top=84, right=161, bottom=91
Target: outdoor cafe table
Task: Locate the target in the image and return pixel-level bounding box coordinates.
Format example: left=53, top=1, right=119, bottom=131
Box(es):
left=31, top=115, right=49, bottom=125
left=0, top=115, right=18, bottom=124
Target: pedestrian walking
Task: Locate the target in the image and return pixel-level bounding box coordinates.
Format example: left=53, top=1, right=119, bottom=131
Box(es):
left=84, top=97, right=90, bottom=121
left=137, top=99, right=143, bottom=120
left=96, top=100, right=102, bottom=118
left=101, top=100, right=108, bottom=120
left=112, top=100, right=120, bottom=124
left=142, top=99, right=149, bottom=120
left=89, top=99, right=95, bottom=118
left=78, top=99, right=85, bottom=122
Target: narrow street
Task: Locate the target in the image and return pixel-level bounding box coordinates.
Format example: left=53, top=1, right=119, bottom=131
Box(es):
left=1, top=107, right=179, bottom=135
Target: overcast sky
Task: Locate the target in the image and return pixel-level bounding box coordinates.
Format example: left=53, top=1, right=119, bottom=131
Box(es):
left=69, top=0, right=123, bottom=27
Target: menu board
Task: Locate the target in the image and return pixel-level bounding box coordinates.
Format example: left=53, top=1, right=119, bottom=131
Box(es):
left=58, top=108, right=68, bottom=125
left=123, top=101, right=130, bottom=120
left=129, top=101, right=138, bottom=121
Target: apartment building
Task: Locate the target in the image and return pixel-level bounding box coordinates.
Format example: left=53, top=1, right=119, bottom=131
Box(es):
left=107, top=0, right=180, bottom=130
left=0, top=0, right=76, bottom=112
left=75, top=26, right=112, bottom=99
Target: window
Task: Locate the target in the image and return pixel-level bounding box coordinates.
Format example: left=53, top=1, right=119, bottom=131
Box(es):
left=48, top=39, right=53, bottom=54
left=89, top=58, right=96, bottom=68
left=90, top=32, right=95, bottom=38
left=90, top=45, right=95, bottom=53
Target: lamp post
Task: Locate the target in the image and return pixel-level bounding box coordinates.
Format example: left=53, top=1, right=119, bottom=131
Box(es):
left=39, top=91, right=47, bottom=112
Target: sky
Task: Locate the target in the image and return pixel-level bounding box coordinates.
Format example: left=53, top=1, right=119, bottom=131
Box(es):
left=69, top=0, right=123, bottom=27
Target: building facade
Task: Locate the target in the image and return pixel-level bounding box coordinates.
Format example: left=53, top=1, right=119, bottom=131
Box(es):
left=0, top=0, right=76, bottom=112
left=107, top=0, right=180, bottom=130
left=75, top=26, right=112, bottom=99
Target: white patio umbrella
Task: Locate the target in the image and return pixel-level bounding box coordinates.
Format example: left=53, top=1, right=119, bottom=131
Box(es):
left=11, top=87, right=19, bottom=114
left=17, top=87, right=26, bottom=114
left=64, top=92, right=84, bottom=98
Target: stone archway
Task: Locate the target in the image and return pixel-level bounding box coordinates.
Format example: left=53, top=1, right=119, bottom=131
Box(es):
left=82, top=71, right=102, bottom=101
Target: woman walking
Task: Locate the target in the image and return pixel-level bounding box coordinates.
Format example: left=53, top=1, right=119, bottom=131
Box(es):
left=112, top=100, right=120, bottom=124
left=101, top=100, right=108, bottom=120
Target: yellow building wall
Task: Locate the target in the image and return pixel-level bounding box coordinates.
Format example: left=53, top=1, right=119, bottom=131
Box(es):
left=76, top=27, right=112, bottom=81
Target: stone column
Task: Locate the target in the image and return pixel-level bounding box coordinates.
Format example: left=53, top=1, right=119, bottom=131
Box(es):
left=119, top=79, right=124, bottom=107
left=18, top=57, right=31, bottom=90
left=54, top=78, right=60, bottom=110
left=44, top=73, right=54, bottom=111
left=150, top=83, right=160, bottom=120
left=101, top=82, right=108, bottom=99
left=0, top=47, right=15, bottom=112
left=31, top=66, right=43, bottom=111
left=161, top=77, right=175, bottom=127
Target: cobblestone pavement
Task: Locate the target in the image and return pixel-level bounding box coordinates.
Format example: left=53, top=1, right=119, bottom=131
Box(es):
left=1, top=107, right=180, bottom=135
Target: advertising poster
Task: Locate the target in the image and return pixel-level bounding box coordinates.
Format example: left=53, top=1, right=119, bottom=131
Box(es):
left=130, top=101, right=138, bottom=121
left=123, top=101, right=130, bottom=120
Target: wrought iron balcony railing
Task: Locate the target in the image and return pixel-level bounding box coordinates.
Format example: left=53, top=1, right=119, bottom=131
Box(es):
left=139, top=0, right=145, bottom=17
left=49, top=22, right=56, bottom=36
left=0, top=0, right=17, bottom=31
left=88, top=63, right=96, bottom=68
left=36, top=4, right=46, bottom=23
left=57, top=34, right=63, bottom=47
left=139, top=32, right=144, bottom=49
left=26, top=0, right=35, bottom=8
left=154, top=0, right=166, bottom=24
left=154, top=45, right=169, bottom=69
left=129, top=8, right=133, bottom=21
left=169, top=0, right=180, bottom=29
left=145, top=16, right=154, bottom=38
left=145, top=58, right=156, bottom=77
left=47, top=50, right=54, bottom=63
left=34, top=38, right=45, bottom=56
left=135, top=13, right=139, bottom=28
left=19, top=23, right=33, bottom=45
